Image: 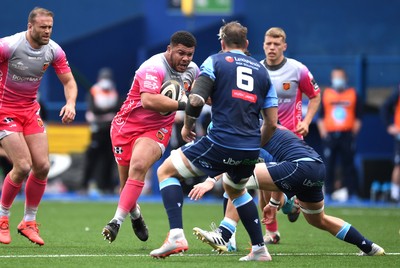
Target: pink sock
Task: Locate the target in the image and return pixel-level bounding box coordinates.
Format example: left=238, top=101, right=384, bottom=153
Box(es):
left=0, top=173, right=22, bottom=210
left=25, top=173, right=47, bottom=209
left=118, top=179, right=144, bottom=213
left=266, top=219, right=278, bottom=233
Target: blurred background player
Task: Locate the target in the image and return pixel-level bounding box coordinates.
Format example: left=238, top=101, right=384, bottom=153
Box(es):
left=259, top=27, right=321, bottom=244
left=80, top=68, right=120, bottom=195
left=150, top=21, right=277, bottom=261
left=0, top=7, right=77, bottom=245
left=317, top=68, right=362, bottom=201
left=101, top=31, right=199, bottom=244
left=380, top=84, right=400, bottom=203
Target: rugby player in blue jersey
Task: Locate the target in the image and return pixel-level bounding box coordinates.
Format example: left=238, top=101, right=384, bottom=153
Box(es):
left=150, top=21, right=278, bottom=261
left=191, top=126, right=385, bottom=257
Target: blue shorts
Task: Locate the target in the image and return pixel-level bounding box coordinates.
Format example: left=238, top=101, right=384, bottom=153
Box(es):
left=182, top=136, right=259, bottom=183
left=267, top=160, right=326, bottom=203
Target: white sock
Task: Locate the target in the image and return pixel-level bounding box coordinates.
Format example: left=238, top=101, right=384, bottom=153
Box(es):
left=252, top=244, right=266, bottom=252
left=391, top=183, right=400, bottom=200
left=169, top=228, right=184, bottom=239
left=113, top=207, right=129, bottom=225
left=130, top=205, right=141, bottom=220
left=0, top=205, right=10, bottom=217
left=24, top=206, right=38, bottom=222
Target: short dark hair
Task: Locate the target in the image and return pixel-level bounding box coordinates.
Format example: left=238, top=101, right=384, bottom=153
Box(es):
left=218, top=21, right=247, bottom=48
left=28, top=7, right=54, bottom=23
left=170, top=31, right=197, bottom=48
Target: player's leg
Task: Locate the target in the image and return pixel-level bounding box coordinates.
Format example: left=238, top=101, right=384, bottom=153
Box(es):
left=223, top=173, right=271, bottom=262
left=299, top=199, right=385, bottom=256
left=103, top=137, right=159, bottom=242
left=390, top=140, right=400, bottom=202
left=260, top=189, right=280, bottom=244
left=0, top=132, right=32, bottom=244
left=17, top=133, right=50, bottom=245
left=323, top=135, right=337, bottom=198
left=339, top=132, right=358, bottom=198
left=150, top=148, right=200, bottom=258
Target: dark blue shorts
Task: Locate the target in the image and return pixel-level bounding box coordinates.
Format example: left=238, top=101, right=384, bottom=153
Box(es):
left=267, top=161, right=326, bottom=203
left=182, top=136, right=259, bottom=183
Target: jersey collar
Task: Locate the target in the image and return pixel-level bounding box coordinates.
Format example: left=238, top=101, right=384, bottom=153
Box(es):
left=263, top=57, right=287, bottom=71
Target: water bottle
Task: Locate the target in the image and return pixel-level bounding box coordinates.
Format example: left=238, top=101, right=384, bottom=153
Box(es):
left=370, top=181, right=381, bottom=202
left=381, top=182, right=391, bottom=202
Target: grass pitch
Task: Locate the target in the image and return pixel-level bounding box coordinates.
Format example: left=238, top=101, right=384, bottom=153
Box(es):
left=0, top=201, right=399, bottom=267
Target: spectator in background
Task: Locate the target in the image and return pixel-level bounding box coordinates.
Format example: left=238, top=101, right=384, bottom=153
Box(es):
left=81, top=68, right=120, bottom=194
left=317, top=68, right=362, bottom=201
left=380, top=85, right=400, bottom=203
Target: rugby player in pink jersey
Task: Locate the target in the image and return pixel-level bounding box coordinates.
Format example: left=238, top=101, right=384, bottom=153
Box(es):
left=102, top=31, right=199, bottom=243
left=259, top=27, right=321, bottom=244
left=0, top=7, right=78, bottom=245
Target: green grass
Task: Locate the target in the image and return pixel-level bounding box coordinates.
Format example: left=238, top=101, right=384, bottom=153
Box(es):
left=0, top=201, right=399, bottom=267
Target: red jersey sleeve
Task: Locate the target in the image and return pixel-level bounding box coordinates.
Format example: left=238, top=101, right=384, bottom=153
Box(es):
left=51, top=44, right=71, bottom=74
left=299, top=65, right=320, bottom=99
left=0, top=38, right=10, bottom=63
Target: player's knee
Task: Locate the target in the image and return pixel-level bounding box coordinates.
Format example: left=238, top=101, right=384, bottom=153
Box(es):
left=129, top=159, right=148, bottom=177
left=33, top=160, right=50, bottom=178
left=13, top=158, right=32, bottom=178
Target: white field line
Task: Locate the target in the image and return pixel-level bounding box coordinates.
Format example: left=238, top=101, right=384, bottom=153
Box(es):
left=0, top=252, right=399, bottom=258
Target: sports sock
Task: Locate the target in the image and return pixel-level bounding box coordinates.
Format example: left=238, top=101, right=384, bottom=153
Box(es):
left=335, top=222, right=373, bottom=253
left=130, top=205, right=141, bottom=220
left=391, top=183, right=400, bottom=200
left=160, top=177, right=184, bottom=229
left=219, top=217, right=237, bottom=242
left=24, top=173, right=47, bottom=221
left=266, top=219, right=278, bottom=233
left=222, top=192, right=229, bottom=215
left=0, top=174, right=22, bottom=217
left=232, top=192, right=264, bottom=246
left=116, top=179, right=144, bottom=224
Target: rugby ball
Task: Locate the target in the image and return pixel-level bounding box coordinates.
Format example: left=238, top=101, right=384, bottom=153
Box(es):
left=160, top=80, right=182, bottom=116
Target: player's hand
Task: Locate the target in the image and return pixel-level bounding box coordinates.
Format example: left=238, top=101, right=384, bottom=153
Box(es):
left=388, top=124, right=400, bottom=136
left=188, top=179, right=215, bottom=201
left=262, top=203, right=278, bottom=225
left=296, top=121, right=309, bottom=136
left=181, top=126, right=196, bottom=142
left=59, top=103, right=76, bottom=124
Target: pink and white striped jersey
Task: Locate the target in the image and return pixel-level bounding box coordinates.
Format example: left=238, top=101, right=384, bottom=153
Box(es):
left=112, top=53, right=199, bottom=136
left=0, top=31, right=71, bottom=110
left=262, top=57, right=320, bottom=137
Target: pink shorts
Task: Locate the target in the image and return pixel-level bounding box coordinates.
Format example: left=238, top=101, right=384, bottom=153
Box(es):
left=110, top=126, right=172, bottom=166
left=0, top=102, right=45, bottom=139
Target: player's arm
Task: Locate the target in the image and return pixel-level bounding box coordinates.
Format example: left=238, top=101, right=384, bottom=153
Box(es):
left=57, top=72, right=78, bottom=124
left=260, top=107, right=278, bottom=146
left=262, top=191, right=284, bottom=225
left=141, top=92, right=186, bottom=113
left=182, top=75, right=213, bottom=142
left=297, top=69, right=321, bottom=136
left=188, top=175, right=221, bottom=201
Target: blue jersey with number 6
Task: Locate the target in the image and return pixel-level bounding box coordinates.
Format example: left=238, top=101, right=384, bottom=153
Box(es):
left=200, top=50, right=277, bottom=150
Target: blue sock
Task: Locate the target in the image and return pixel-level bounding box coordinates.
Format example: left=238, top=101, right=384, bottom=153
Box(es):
left=232, top=192, right=264, bottom=246
left=336, top=222, right=373, bottom=253
left=222, top=192, right=229, bottom=215
left=219, top=218, right=236, bottom=242
left=160, top=177, right=183, bottom=229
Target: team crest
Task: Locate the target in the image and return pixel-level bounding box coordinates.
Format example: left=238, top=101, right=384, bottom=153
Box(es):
left=156, top=130, right=165, bottom=141
left=42, top=62, right=50, bottom=72
left=282, top=82, right=291, bottom=90
left=114, top=147, right=123, bottom=154
left=225, top=56, right=234, bottom=63
left=37, top=118, right=44, bottom=128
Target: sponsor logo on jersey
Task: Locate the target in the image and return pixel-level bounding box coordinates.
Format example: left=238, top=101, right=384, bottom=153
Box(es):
left=282, top=82, right=291, bottom=90
left=12, top=74, right=41, bottom=82
left=114, top=147, right=123, bottom=154
left=37, top=118, right=44, bottom=128
left=28, top=56, right=43, bottom=60
left=308, top=72, right=319, bottom=91
left=232, top=89, right=257, bottom=103
left=156, top=130, right=165, bottom=141
left=145, top=73, right=158, bottom=83
left=199, top=159, right=212, bottom=169
left=223, top=158, right=257, bottom=166
left=42, top=62, right=50, bottom=72
left=11, top=61, right=29, bottom=71
left=302, top=179, right=324, bottom=187
left=225, top=56, right=234, bottom=63
left=0, top=70, right=3, bottom=82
